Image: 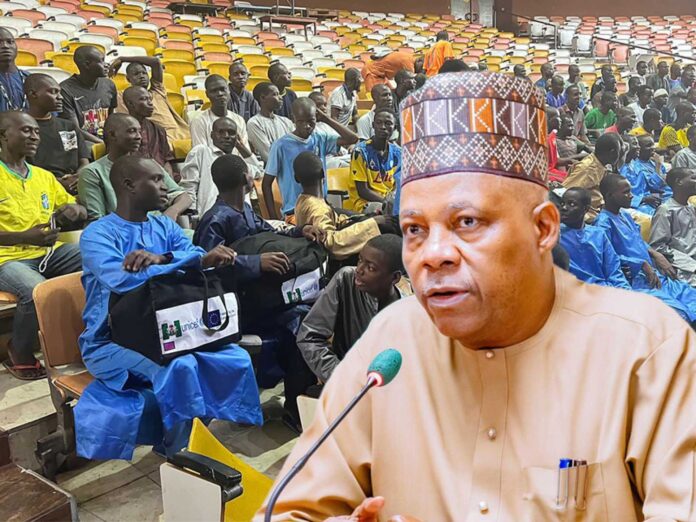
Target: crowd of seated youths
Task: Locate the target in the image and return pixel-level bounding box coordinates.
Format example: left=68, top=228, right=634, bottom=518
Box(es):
left=0, top=33, right=411, bottom=444
left=4, top=26, right=696, bottom=450
left=537, top=56, right=696, bottom=330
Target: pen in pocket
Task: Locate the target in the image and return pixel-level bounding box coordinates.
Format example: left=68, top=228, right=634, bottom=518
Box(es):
left=556, top=458, right=572, bottom=509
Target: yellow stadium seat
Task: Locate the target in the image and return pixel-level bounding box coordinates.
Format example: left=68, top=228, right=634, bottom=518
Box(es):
left=249, top=64, right=269, bottom=77
left=112, top=73, right=129, bottom=91
left=162, top=59, right=198, bottom=88
left=178, top=19, right=203, bottom=29
left=167, top=92, right=185, bottom=116
left=347, top=44, right=367, bottom=55
left=183, top=88, right=209, bottom=110
left=122, top=36, right=158, bottom=56
left=508, top=56, right=526, bottom=65
left=163, top=72, right=179, bottom=93
left=186, top=419, right=273, bottom=522
left=92, top=142, right=106, bottom=160
left=291, top=78, right=313, bottom=92
left=240, top=54, right=270, bottom=67
left=62, top=41, right=106, bottom=55
left=229, top=37, right=256, bottom=46
left=164, top=31, right=193, bottom=43
left=171, top=138, right=192, bottom=160
left=266, top=47, right=294, bottom=57
left=80, top=5, right=111, bottom=16
left=197, top=42, right=229, bottom=54
left=201, top=61, right=230, bottom=78
left=16, top=49, right=38, bottom=66
left=113, top=13, right=141, bottom=24
left=123, top=28, right=158, bottom=42
left=157, top=48, right=195, bottom=62
left=195, top=34, right=225, bottom=45
left=245, top=76, right=267, bottom=91
left=49, top=52, right=78, bottom=74
left=319, top=67, right=346, bottom=80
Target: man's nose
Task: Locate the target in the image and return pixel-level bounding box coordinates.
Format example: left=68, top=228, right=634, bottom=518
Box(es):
left=419, top=227, right=461, bottom=270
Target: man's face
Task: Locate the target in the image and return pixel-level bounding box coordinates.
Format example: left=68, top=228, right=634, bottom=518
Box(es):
left=347, top=72, right=362, bottom=92
left=132, top=161, right=168, bottom=211
left=566, top=86, right=580, bottom=107
left=658, top=62, right=669, bottom=76
left=541, top=63, right=554, bottom=78
left=638, top=88, right=653, bottom=107
left=310, top=94, right=327, bottom=113
left=513, top=65, right=526, bottom=78
left=374, top=86, right=393, bottom=109
left=0, top=30, right=17, bottom=64
left=262, top=84, right=282, bottom=111
left=85, top=51, right=108, bottom=78
left=547, top=110, right=560, bottom=132
left=559, top=116, right=574, bottom=136
left=601, top=65, right=613, bottom=81
left=684, top=67, right=696, bottom=85
left=373, top=111, right=395, bottom=141
left=604, top=93, right=618, bottom=112
left=294, top=106, right=316, bottom=139
left=206, top=79, right=230, bottom=107
left=400, top=173, right=556, bottom=346
left=628, top=79, right=640, bottom=94
left=355, top=245, right=394, bottom=296
left=611, top=178, right=634, bottom=209
left=654, top=94, right=668, bottom=108
left=112, top=117, right=142, bottom=153
left=34, top=79, right=63, bottom=113
left=684, top=106, right=696, bottom=125
left=619, top=110, right=637, bottom=130
left=272, top=65, right=292, bottom=89
left=604, top=77, right=617, bottom=93
left=126, top=64, right=149, bottom=88
left=550, top=77, right=564, bottom=95
left=211, top=120, right=237, bottom=153
left=559, top=190, right=587, bottom=226
left=568, top=65, right=580, bottom=78
left=1, top=114, right=40, bottom=157
left=638, top=137, right=655, bottom=161
left=396, top=72, right=416, bottom=94
left=671, top=63, right=682, bottom=79
left=637, top=62, right=648, bottom=76
left=229, top=63, right=249, bottom=91
left=127, top=89, right=154, bottom=119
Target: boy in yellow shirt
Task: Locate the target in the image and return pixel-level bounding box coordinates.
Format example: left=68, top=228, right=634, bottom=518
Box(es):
left=0, top=112, right=86, bottom=379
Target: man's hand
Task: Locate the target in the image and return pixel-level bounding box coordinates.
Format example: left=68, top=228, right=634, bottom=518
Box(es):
left=374, top=215, right=400, bottom=234
left=21, top=223, right=59, bottom=247
left=108, top=58, right=123, bottom=78
left=260, top=252, right=291, bottom=274
left=316, top=108, right=329, bottom=123
left=235, top=136, right=252, bottom=158
left=58, top=174, right=79, bottom=195
left=302, top=225, right=325, bottom=243
left=54, top=204, right=86, bottom=227
left=202, top=244, right=237, bottom=269
left=641, top=194, right=662, bottom=208
left=652, top=250, right=678, bottom=279
left=123, top=250, right=168, bottom=272
left=642, top=261, right=662, bottom=289
left=325, top=497, right=422, bottom=522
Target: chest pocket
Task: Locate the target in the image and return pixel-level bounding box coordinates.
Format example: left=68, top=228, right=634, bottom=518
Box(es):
left=521, top=463, right=608, bottom=522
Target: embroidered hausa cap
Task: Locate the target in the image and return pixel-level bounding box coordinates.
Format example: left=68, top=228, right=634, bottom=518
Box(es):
left=399, top=71, right=549, bottom=188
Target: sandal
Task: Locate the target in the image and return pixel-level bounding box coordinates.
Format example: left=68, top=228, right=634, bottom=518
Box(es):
left=2, top=358, right=47, bottom=381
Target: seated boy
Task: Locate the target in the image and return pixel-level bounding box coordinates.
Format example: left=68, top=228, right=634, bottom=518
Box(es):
left=0, top=111, right=86, bottom=379
left=348, top=108, right=401, bottom=212
left=293, top=151, right=399, bottom=260
left=262, top=97, right=359, bottom=222
left=193, top=154, right=322, bottom=278
left=76, top=155, right=262, bottom=460
left=649, top=168, right=696, bottom=286
left=296, top=234, right=405, bottom=386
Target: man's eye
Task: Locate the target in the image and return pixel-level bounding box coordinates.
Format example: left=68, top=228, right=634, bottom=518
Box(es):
left=458, top=217, right=478, bottom=228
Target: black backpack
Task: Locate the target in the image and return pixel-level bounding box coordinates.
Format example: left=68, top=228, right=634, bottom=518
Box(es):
left=231, top=232, right=329, bottom=318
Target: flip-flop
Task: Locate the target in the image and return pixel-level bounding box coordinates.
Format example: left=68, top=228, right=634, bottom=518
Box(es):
left=2, top=359, right=47, bottom=381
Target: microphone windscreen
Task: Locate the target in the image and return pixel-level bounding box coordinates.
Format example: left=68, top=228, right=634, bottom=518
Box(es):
left=367, top=349, right=402, bottom=386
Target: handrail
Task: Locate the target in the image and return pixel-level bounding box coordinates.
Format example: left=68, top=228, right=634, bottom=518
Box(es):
left=495, top=8, right=696, bottom=63
left=497, top=9, right=557, bottom=49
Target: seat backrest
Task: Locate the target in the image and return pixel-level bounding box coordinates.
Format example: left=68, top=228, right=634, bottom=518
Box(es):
left=33, top=272, right=86, bottom=368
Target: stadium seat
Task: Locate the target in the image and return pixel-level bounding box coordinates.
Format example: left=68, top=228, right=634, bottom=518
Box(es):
left=162, top=59, right=198, bottom=88
left=16, top=49, right=38, bottom=66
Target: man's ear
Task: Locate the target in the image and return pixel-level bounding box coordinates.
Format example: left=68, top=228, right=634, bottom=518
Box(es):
left=390, top=270, right=402, bottom=287
left=123, top=176, right=136, bottom=193
left=533, top=200, right=561, bottom=255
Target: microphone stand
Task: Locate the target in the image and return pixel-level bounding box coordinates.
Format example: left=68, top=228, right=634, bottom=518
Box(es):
left=263, top=376, right=378, bottom=521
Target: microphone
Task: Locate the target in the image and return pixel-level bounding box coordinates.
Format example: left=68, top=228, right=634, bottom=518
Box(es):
left=263, top=349, right=403, bottom=521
